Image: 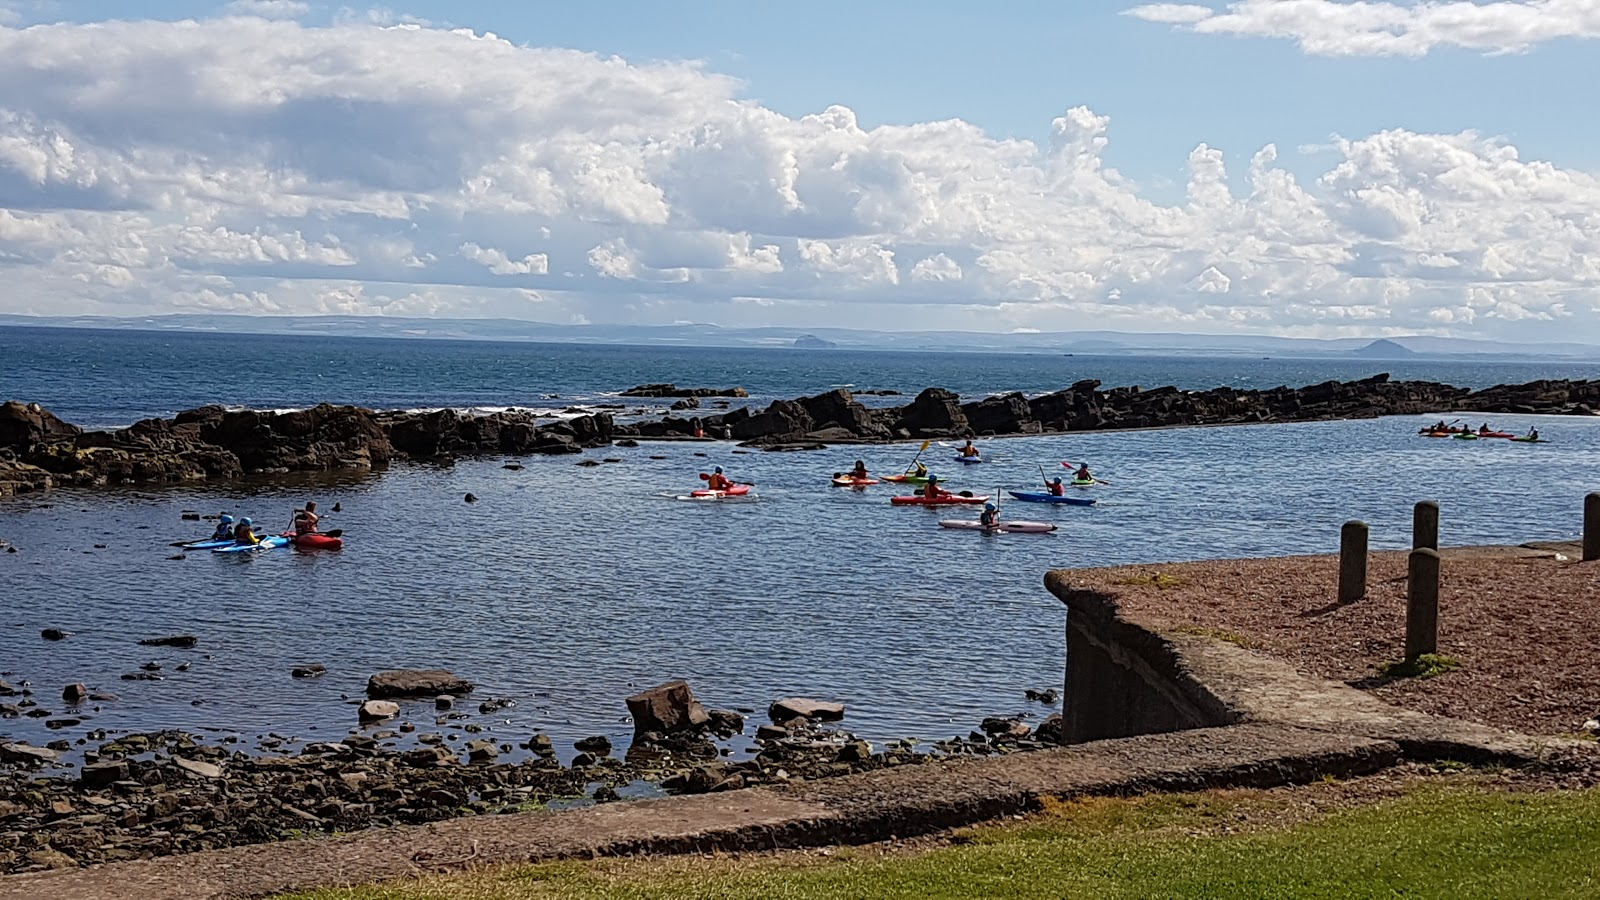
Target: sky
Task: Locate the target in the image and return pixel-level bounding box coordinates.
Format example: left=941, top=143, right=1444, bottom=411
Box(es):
left=2, top=1, right=1599, bottom=340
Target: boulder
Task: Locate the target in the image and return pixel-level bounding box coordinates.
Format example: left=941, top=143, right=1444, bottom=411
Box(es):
left=290, top=664, right=327, bottom=679
left=574, top=735, right=613, bottom=755
left=464, top=739, right=499, bottom=764
left=62, top=683, right=88, bottom=704
left=358, top=700, right=400, bottom=722
left=0, top=741, right=60, bottom=765
left=79, top=759, right=129, bottom=787
left=729, top=399, right=813, bottom=443
left=173, top=756, right=223, bottom=779
left=768, top=697, right=845, bottom=722
left=895, top=388, right=968, bottom=436
left=139, top=635, right=197, bottom=648
left=626, top=680, right=712, bottom=735
left=1035, top=713, right=1064, bottom=745
left=365, top=669, right=474, bottom=699
left=0, top=401, right=81, bottom=450
left=961, top=392, right=1033, bottom=435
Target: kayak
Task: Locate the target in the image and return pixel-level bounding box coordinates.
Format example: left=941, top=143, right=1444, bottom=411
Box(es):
left=952, top=455, right=985, bottom=464
left=180, top=537, right=240, bottom=550
left=1452, top=433, right=1479, bottom=441
left=1478, top=432, right=1515, bottom=439
left=1421, top=432, right=1455, bottom=438
left=689, top=484, right=752, bottom=498
left=831, top=476, right=879, bottom=487
left=939, top=519, right=1056, bottom=534
left=882, top=474, right=934, bottom=484
left=1071, top=479, right=1097, bottom=487
left=212, top=535, right=291, bottom=554
left=1509, top=437, right=1550, bottom=444
left=890, top=493, right=990, bottom=506
left=290, top=532, right=344, bottom=550
left=1007, top=491, right=1096, bottom=507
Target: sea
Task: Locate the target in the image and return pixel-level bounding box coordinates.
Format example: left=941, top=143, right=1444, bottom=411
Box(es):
left=3, top=324, right=1599, bottom=762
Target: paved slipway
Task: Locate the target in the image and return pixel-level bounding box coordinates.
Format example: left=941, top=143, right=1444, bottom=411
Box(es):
left=7, top=549, right=1596, bottom=900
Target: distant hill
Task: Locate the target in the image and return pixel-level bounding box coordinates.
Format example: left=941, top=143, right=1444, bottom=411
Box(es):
left=1352, top=339, right=1417, bottom=359
left=793, top=334, right=837, bottom=349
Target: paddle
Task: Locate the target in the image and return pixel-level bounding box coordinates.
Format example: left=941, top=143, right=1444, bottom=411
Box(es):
left=904, top=439, right=932, bottom=474
left=698, top=472, right=755, bottom=488
left=1060, top=460, right=1111, bottom=485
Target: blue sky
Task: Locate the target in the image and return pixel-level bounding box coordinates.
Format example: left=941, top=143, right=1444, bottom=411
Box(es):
left=2, top=1, right=1599, bottom=339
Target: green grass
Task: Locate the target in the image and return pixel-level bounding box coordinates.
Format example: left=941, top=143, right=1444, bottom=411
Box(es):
left=1378, top=653, right=1462, bottom=679
left=281, top=784, right=1600, bottom=899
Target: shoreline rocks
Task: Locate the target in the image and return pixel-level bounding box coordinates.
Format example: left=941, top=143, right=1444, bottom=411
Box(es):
left=621, top=375, right=1600, bottom=445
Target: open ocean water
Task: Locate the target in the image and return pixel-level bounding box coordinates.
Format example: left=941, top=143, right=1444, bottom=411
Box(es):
left=3, top=325, right=1599, bottom=760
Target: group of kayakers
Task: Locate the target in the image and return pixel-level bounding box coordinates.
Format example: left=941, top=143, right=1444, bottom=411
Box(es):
left=1423, top=420, right=1540, bottom=439
left=210, top=501, right=323, bottom=545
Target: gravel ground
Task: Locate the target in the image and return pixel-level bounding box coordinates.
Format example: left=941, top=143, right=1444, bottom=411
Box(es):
left=1056, top=545, right=1600, bottom=737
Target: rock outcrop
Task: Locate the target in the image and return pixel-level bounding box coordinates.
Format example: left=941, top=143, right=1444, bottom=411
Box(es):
left=625, top=375, right=1600, bottom=447
left=0, top=401, right=616, bottom=494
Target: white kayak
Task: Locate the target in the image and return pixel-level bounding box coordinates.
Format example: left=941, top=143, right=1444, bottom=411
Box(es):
left=938, top=519, right=1057, bottom=534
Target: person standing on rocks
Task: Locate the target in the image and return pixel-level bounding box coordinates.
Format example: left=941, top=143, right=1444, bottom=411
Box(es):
left=291, top=501, right=320, bottom=535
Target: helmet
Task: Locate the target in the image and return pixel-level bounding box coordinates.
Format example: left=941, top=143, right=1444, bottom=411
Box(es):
left=984, top=502, right=997, bottom=510
left=714, top=466, right=723, bottom=474
left=239, top=517, right=252, bottom=526
left=927, top=474, right=938, bottom=482
left=219, top=515, right=233, bottom=524
left=1052, top=477, right=1062, bottom=484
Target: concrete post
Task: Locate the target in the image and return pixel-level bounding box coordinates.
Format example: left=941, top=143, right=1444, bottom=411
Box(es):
left=1412, top=500, right=1439, bottom=551
left=1338, top=520, right=1369, bottom=603
left=1585, top=492, right=1600, bottom=562
left=1406, top=548, right=1440, bottom=660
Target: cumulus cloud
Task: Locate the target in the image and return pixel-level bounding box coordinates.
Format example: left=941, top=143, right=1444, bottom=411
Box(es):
left=0, top=16, right=1597, bottom=338
left=1125, top=0, right=1600, bottom=57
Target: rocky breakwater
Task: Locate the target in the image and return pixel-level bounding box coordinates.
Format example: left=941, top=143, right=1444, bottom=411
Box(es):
left=0, top=400, right=616, bottom=496
left=620, top=375, right=1600, bottom=446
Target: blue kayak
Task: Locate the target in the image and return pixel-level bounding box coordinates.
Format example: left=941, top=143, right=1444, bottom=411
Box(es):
left=953, top=455, right=985, bottom=464
left=212, top=535, right=291, bottom=554
left=1007, top=491, right=1095, bottom=507
left=181, top=537, right=239, bottom=550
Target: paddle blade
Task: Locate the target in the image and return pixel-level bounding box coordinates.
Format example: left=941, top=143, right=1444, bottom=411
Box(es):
left=325, top=529, right=344, bottom=538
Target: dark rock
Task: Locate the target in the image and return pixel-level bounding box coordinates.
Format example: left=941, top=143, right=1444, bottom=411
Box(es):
left=138, top=635, right=197, bottom=648
left=706, top=708, right=746, bottom=737
left=524, top=733, right=555, bottom=755
left=570, top=752, right=596, bottom=768
left=61, top=684, right=88, bottom=704
left=79, top=759, right=129, bottom=787
left=980, top=716, right=1031, bottom=739
left=290, top=664, right=327, bottom=679
left=464, top=739, right=499, bottom=764
left=574, top=735, right=612, bottom=755
left=40, top=628, right=70, bottom=641
left=463, top=493, right=477, bottom=503
left=620, top=384, right=748, bottom=398
left=0, top=741, right=59, bottom=765
left=835, top=740, right=873, bottom=763
left=895, top=388, right=969, bottom=436
left=626, top=680, right=711, bottom=736
left=359, top=700, right=400, bottom=722
left=366, top=670, right=474, bottom=699
left=1035, top=713, right=1064, bottom=745
left=755, top=724, right=789, bottom=741
left=0, top=400, right=81, bottom=449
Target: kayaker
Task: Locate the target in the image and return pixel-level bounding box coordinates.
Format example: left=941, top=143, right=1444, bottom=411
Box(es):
left=909, top=460, right=928, bottom=478
left=979, top=502, right=999, bottom=529
left=1074, top=463, right=1093, bottom=483
left=1046, top=476, right=1066, bottom=497
left=232, top=517, right=260, bottom=545
left=1527, top=427, right=1540, bottom=440
left=849, top=459, right=869, bottom=480
left=705, top=466, right=733, bottom=491
left=921, top=474, right=950, bottom=499
left=1478, top=423, right=1492, bottom=435
left=959, top=440, right=981, bottom=458
left=210, top=515, right=235, bottom=542
left=292, top=501, right=320, bottom=535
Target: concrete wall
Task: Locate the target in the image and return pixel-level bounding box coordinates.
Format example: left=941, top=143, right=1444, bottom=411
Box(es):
left=1045, top=570, right=1236, bottom=744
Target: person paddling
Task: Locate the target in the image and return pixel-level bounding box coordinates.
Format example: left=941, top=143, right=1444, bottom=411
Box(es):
left=1073, top=463, right=1093, bottom=483
left=979, top=501, right=1000, bottom=530
left=1046, top=476, right=1066, bottom=497
left=210, top=515, right=236, bottom=542
left=908, top=460, right=929, bottom=478
left=849, top=459, right=869, bottom=480
left=704, top=466, right=733, bottom=491
left=921, top=474, right=951, bottom=499
left=292, top=501, right=320, bottom=535
left=232, top=517, right=260, bottom=545
left=959, top=440, right=981, bottom=459
left=1527, top=427, right=1541, bottom=440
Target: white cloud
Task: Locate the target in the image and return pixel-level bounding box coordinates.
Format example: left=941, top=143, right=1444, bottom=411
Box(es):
left=460, top=242, right=549, bottom=275
left=1125, top=0, right=1600, bottom=57
left=225, top=0, right=310, bottom=19
left=0, top=17, right=1598, bottom=338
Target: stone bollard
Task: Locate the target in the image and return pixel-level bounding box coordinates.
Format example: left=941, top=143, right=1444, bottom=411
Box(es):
left=1406, top=548, right=1440, bottom=660
left=1412, top=500, right=1439, bottom=551
left=1338, top=520, right=1369, bottom=603
left=1586, top=492, right=1600, bottom=563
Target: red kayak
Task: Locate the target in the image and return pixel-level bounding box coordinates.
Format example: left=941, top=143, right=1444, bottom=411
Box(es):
left=890, top=493, right=990, bottom=506
left=286, top=531, right=344, bottom=550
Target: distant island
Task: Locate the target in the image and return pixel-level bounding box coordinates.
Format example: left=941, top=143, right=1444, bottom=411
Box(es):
left=1352, top=339, right=1418, bottom=359
left=793, top=334, right=837, bottom=349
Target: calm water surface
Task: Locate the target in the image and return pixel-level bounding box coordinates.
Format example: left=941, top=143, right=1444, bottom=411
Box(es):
left=5, top=413, right=1599, bottom=759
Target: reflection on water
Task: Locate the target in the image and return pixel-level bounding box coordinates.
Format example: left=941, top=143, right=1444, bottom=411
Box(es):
left=3, top=414, right=1598, bottom=758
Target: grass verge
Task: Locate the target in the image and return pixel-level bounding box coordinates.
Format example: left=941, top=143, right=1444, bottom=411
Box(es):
left=282, top=782, right=1600, bottom=899
left=1378, top=653, right=1462, bottom=679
